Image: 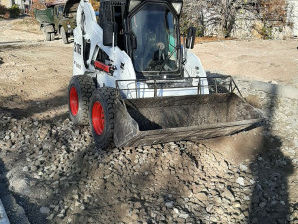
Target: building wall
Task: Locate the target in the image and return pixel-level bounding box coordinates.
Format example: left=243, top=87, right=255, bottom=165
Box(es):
left=14, top=0, right=29, bottom=9
left=1, top=0, right=31, bottom=10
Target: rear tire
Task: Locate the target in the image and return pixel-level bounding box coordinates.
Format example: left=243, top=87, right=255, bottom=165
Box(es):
left=50, top=32, right=55, bottom=41
left=45, top=32, right=52, bottom=41
left=61, top=27, right=69, bottom=44
left=89, top=87, right=116, bottom=150
left=68, top=75, right=95, bottom=125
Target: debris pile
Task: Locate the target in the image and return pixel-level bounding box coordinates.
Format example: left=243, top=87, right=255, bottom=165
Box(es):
left=0, top=92, right=297, bottom=224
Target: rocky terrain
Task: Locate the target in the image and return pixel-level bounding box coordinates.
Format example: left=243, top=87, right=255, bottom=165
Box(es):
left=194, top=40, right=298, bottom=88
left=0, top=78, right=297, bottom=224
left=0, top=18, right=297, bottom=224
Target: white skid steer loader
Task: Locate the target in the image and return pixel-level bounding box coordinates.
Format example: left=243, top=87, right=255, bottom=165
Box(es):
left=68, top=0, right=264, bottom=149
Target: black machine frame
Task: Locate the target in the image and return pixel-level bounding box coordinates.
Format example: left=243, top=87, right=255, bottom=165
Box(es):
left=115, top=75, right=243, bottom=99
left=98, top=0, right=185, bottom=80
left=126, top=0, right=183, bottom=79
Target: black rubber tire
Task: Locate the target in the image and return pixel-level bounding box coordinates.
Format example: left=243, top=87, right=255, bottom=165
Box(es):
left=68, top=75, right=95, bottom=125
left=45, top=32, right=51, bottom=41
left=50, top=32, right=55, bottom=41
left=60, top=27, right=69, bottom=44
left=89, top=87, right=116, bottom=150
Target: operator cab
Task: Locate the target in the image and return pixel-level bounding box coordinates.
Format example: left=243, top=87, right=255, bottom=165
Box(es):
left=98, top=0, right=184, bottom=79
left=129, top=2, right=179, bottom=77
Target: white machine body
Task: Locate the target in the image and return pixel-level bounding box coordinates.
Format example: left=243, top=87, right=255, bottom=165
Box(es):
left=73, top=0, right=209, bottom=99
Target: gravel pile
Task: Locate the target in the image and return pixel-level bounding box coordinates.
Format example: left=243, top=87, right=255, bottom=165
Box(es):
left=0, top=79, right=297, bottom=224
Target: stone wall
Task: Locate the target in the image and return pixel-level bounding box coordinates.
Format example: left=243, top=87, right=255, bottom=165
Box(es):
left=229, top=11, right=294, bottom=39
left=182, top=0, right=296, bottom=39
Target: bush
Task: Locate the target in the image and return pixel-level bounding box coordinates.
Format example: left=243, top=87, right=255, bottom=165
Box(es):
left=261, top=25, right=273, bottom=39
left=0, top=4, right=8, bottom=15
left=9, top=4, right=20, bottom=18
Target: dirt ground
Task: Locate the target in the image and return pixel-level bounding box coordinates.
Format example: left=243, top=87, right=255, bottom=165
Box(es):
left=0, top=18, right=297, bottom=224
left=194, top=39, right=298, bottom=88
left=1, top=18, right=297, bottom=113
left=0, top=18, right=73, bottom=119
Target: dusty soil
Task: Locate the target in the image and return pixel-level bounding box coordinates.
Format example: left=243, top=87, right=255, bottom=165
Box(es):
left=194, top=39, right=298, bottom=88
left=1, top=18, right=297, bottom=115
left=0, top=18, right=72, bottom=119
left=0, top=18, right=297, bottom=224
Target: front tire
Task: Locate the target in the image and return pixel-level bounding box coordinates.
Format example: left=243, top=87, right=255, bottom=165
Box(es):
left=60, top=27, right=69, bottom=44
left=89, top=87, right=116, bottom=150
left=68, top=75, right=95, bottom=125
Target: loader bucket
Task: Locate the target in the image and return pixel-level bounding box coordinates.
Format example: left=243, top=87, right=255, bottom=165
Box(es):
left=113, top=93, right=264, bottom=147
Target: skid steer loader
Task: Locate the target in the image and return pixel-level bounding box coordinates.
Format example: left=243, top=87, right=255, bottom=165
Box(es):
left=68, top=0, right=264, bottom=149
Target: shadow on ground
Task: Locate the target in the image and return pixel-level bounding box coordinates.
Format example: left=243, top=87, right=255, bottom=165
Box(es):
left=0, top=88, right=68, bottom=121
left=206, top=71, right=295, bottom=223
left=0, top=156, right=33, bottom=223
left=0, top=90, right=69, bottom=223
left=248, top=85, right=294, bottom=223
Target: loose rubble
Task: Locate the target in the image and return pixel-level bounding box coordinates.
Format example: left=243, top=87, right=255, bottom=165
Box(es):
left=0, top=79, right=297, bottom=224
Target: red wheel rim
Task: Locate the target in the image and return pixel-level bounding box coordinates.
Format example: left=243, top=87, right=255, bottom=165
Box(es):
left=92, top=101, right=105, bottom=135
left=69, top=87, right=79, bottom=116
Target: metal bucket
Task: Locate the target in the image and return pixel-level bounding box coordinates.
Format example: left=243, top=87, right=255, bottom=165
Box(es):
left=113, top=93, right=264, bottom=147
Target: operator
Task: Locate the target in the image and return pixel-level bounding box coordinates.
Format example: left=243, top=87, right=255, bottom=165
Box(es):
left=146, top=20, right=167, bottom=71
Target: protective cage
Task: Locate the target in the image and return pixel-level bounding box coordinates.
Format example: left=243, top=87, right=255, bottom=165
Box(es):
left=98, top=0, right=126, bottom=27
left=113, top=76, right=265, bottom=147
